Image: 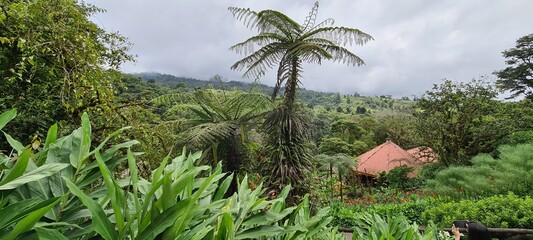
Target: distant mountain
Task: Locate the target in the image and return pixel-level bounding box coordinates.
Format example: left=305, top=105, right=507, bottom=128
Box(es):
left=134, top=72, right=274, bottom=95
left=132, top=72, right=414, bottom=113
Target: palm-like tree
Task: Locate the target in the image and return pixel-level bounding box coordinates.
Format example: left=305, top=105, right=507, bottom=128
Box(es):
left=153, top=89, right=273, bottom=192
left=229, top=2, right=373, bottom=188
left=229, top=1, right=373, bottom=107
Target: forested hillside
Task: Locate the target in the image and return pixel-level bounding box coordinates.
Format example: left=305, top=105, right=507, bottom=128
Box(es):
left=2, top=0, right=533, bottom=238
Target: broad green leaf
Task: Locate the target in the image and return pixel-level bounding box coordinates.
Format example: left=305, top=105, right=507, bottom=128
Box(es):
left=235, top=225, right=284, bottom=239
left=0, top=198, right=42, bottom=229
left=95, top=151, right=125, bottom=232
left=0, top=109, right=16, bottom=130
left=0, top=163, right=68, bottom=190
left=127, top=149, right=141, bottom=212
left=69, top=113, right=91, bottom=168
left=0, top=148, right=31, bottom=186
left=6, top=197, right=62, bottom=240
left=2, top=132, right=24, bottom=154
left=135, top=200, right=190, bottom=240
left=214, top=173, right=233, bottom=201
left=43, top=123, right=58, bottom=149
left=64, top=178, right=118, bottom=240
left=34, top=227, right=69, bottom=240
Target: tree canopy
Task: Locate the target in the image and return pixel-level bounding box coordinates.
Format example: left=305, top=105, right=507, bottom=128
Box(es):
left=0, top=0, right=133, bottom=146
left=494, top=33, right=533, bottom=99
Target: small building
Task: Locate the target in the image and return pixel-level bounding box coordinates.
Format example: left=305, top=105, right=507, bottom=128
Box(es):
left=352, top=140, right=435, bottom=184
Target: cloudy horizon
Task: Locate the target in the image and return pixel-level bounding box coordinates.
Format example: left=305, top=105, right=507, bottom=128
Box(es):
left=86, top=0, right=532, bottom=98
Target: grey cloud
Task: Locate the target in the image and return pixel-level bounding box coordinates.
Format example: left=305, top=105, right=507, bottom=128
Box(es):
left=86, top=0, right=533, bottom=97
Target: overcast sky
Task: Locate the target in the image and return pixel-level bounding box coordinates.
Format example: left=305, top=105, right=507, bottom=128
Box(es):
left=86, top=0, right=532, bottom=97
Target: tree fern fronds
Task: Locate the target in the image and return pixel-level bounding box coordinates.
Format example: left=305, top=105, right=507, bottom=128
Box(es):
left=307, top=18, right=335, bottom=32
left=301, top=1, right=319, bottom=32
left=187, top=122, right=237, bottom=146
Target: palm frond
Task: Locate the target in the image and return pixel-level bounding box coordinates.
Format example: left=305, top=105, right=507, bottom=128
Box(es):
left=256, top=9, right=301, bottom=37
left=231, top=43, right=286, bottom=79
left=225, top=92, right=273, bottom=120
left=228, top=7, right=261, bottom=30
left=307, top=18, right=336, bottom=32
left=323, top=45, right=366, bottom=66
left=187, top=121, right=238, bottom=146
left=229, top=33, right=288, bottom=56
left=302, top=27, right=374, bottom=46
left=301, top=1, right=319, bottom=32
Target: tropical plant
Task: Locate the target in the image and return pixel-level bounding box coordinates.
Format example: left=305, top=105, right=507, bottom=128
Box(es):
left=422, top=192, right=533, bottom=229
left=229, top=1, right=373, bottom=106
left=229, top=1, right=373, bottom=189
left=1, top=109, right=347, bottom=239
left=0, top=110, right=69, bottom=239
left=425, top=142, right=533, bottom=197
left=314, top=154, right=356, bottom=201
left=352, top=213, right=453, bottom=240
left=152, top=89, right=273, bottom=193
left=0, top=109, right=141, bottom=239
left=0, top=0, right=133, bottom=147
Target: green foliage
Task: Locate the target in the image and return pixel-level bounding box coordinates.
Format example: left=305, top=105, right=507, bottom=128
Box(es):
left=153, top=89, right=273, bottom=178
left=1, top=109, right=346, bottom=239
left=0, top=0, right=133, bottom=147
left=229, top=1, right=372, bottom=105
left=494, top=33, right=533, bottom=99
left=426, top=143, right=533, bottom=197
left=319, top=137, right=353, bottom=155
left=328, top=195, right=443, bottom=228
left=422, top=193, right=533, bottom=228
left=414, top=79, right=507, bottom=165
left=351, top=213, right=453, bottom=240
left=262, top=105, right=312, bottom=188
left=376, top=166, right=419, bottom=190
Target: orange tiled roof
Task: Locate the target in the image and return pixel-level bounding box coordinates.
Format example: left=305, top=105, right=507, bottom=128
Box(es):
left=354, top=140, right=418, bottom=177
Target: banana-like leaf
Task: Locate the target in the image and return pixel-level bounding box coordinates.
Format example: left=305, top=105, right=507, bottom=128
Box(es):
left=2, top=132, right=24, bottom=155
left=0, top=198, right=42, bottom=229
left=69, top=113, right=91, bottom=169
left=0, top=163, right=68, bottom=190
left=135, top=200, right=190, bottom=240
left=64, top=178, right=118, bottom=240
left=34, top=227, right=69, bottom=240
left=235, top=225, right=284, bottom=239
left=5, top=197, right=62, bottom=240
left=0, top=148, right=31, bottom=186
left=95, top=151, right=125, bottom=232
left=0, top=109, right=16, bottom=131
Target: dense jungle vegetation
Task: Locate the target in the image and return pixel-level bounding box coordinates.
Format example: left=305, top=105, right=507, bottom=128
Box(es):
left=1, top=0, right=532, bottom=239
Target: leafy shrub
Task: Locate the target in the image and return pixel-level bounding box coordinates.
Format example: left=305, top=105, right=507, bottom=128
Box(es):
left=422, top=193, right=533, bottom=228
left=351, top=213, right=454, bottom=240
left=426, top=143, right=533, bottom=197
left=376, top=166, right=422, bottom=190
left=0, top=109, right=346, bottom=239
left=329, top=195, right=446, bottom=228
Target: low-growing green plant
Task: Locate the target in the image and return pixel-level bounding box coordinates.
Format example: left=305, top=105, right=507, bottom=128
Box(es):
left=426, top=143, right=533, bottom=197
left=351, top=212, right=453, bottom=240
left=422, top=192, right=533, bottom=229
left=0, top=109, right=346, bottom=239
left=328, top=196, right=445, bottom=228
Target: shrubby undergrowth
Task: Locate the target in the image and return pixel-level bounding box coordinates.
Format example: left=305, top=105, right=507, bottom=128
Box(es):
left=0, top=110, right=345, bottom=239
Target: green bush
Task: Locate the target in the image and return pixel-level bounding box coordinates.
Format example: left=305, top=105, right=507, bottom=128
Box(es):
left=328, top=196, right=446, bottom=228
left=426, top=143, right=533, bottom=197
left=0, top=109, right=346, bottom=239
left=422, top=193, right=533, bottom=228
left=351, top=213, right=454, bottom=240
